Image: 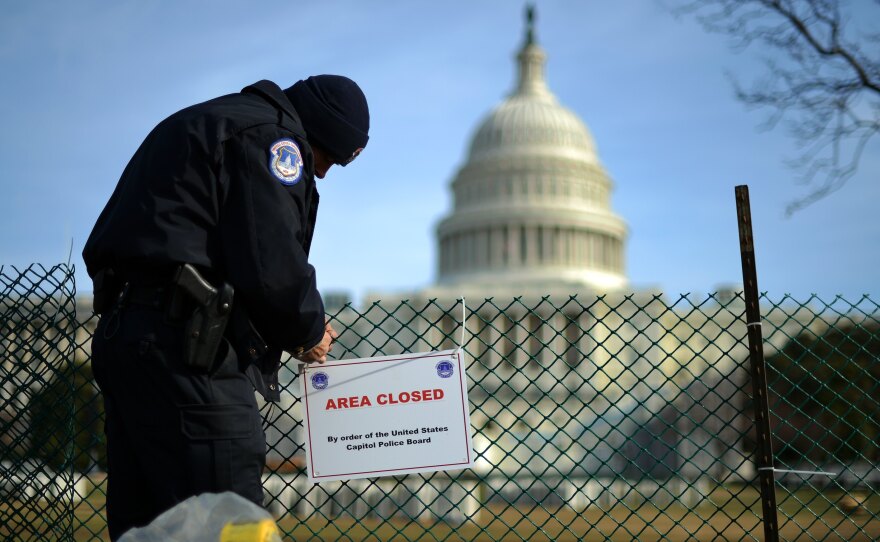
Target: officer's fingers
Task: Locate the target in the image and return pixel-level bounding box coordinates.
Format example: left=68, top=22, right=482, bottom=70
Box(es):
left=301, top=342, right=328, bottom=363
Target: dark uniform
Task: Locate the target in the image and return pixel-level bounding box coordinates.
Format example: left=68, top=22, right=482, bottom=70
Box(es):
left=84, top=80, right=328, bottom=540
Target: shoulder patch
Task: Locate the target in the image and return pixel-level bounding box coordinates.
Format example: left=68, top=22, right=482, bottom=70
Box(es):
left=268, top=138, right=304, bottom=185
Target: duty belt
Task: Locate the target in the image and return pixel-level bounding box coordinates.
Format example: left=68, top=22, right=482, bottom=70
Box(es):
left=123, top=283, right=169, bottom=310
left=103, top=265, right=235, bottom=372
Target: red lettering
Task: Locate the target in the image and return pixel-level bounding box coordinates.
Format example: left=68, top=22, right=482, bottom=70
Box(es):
left=374, top=390, right=446, bottom=407
left=328, top=395, right=376, bottom=410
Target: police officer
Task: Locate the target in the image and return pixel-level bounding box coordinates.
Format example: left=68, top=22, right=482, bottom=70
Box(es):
left=83, top=75, right=369, bottom=540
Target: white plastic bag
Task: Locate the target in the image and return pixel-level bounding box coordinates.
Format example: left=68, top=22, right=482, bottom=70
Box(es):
left=118, top=492, right=280, bottom=542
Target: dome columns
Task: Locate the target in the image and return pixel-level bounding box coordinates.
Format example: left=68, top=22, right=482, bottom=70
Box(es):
left=438, top=221, right=626, bottom=280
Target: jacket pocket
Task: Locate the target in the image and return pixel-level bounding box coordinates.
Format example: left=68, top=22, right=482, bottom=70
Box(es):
left=180, top=403, right=255, bottom=440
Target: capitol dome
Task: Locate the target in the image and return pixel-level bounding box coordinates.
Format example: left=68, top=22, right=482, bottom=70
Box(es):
left=436, top=8, right=628, bottom=292
left=468, top=95, right=599, bottom=165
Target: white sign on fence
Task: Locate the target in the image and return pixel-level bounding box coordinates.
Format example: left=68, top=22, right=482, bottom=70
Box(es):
left=299, top=349, right=474, bottom=483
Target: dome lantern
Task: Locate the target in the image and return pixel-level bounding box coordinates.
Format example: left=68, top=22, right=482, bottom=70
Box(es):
left=515, top=5, right=552, bottom=100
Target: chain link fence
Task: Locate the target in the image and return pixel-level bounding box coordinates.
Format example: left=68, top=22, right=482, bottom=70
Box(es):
left=1, top=264, right=78, bottom=541
left=1, top=264, right=878, bottom=540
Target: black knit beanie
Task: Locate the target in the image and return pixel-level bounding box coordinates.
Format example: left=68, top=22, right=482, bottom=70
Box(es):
left=284, top=75, right=369, bottom=166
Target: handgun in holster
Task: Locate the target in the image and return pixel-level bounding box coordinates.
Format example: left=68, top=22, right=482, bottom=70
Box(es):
left=170, top=263, right=234, bottom=372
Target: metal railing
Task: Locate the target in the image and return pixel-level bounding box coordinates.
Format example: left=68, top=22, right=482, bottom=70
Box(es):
left=1, top=264, right=878, bottom=541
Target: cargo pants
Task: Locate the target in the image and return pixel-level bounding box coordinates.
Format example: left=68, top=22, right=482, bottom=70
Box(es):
left=91, top=304, right=266, bottom=541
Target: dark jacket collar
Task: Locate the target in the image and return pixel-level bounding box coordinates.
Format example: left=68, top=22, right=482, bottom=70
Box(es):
left=242, top=80, right=306, bottom=138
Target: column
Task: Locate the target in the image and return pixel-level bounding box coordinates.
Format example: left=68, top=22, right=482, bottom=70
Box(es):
left=526, top=226, right=538, bottom=266
left=478, top=228, right=490, bottom=269
left=491, top=227, right=504, bottom=269
left=554, top=227, right=563, bottom=266
left=542, top=226, right=552, bottom=264
left=587, top=232, right=595, bottom=267
left=566, top=229, right=574, bottom=266
left=509, top=224, right=521, bottom=267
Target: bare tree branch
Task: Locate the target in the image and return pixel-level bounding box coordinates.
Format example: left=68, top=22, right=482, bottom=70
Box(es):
left=668, top=0, right=880, bottom=214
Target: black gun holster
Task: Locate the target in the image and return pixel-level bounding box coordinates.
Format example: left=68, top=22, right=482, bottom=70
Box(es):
left=169, top=264, right=234, bottom=372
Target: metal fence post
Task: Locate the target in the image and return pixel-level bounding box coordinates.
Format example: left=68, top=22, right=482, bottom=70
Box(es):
left=735, top=185, right=780, bottom=542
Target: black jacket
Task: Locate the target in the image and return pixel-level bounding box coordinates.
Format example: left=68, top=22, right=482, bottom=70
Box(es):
left=83, top=80, right=325, bottom=401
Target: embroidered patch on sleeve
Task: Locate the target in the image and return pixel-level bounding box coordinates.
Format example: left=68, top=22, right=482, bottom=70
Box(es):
left=268, top=138, right=304, bottom=185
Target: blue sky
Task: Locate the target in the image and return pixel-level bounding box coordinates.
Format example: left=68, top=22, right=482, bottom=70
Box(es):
left=1, top=1, right=877, bottom=302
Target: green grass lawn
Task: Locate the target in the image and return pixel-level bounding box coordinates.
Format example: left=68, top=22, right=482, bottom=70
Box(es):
left=1, top=484, right=877, bottom=541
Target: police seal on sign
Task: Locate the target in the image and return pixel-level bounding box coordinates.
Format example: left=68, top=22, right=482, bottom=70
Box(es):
left=268, top=138, right=304, bottom=185
left=436, top=360, right=455, bottom=378
left=311, top=372, right=329, bottom=390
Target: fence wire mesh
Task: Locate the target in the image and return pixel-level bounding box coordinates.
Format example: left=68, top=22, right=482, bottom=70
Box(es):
left=1, top=264, right=78, bottom=541
left=1, top=266, right=878, bottom=540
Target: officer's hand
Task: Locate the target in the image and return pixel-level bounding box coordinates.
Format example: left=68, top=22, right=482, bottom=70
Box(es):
left=298, top=328, right=335, bottom=364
